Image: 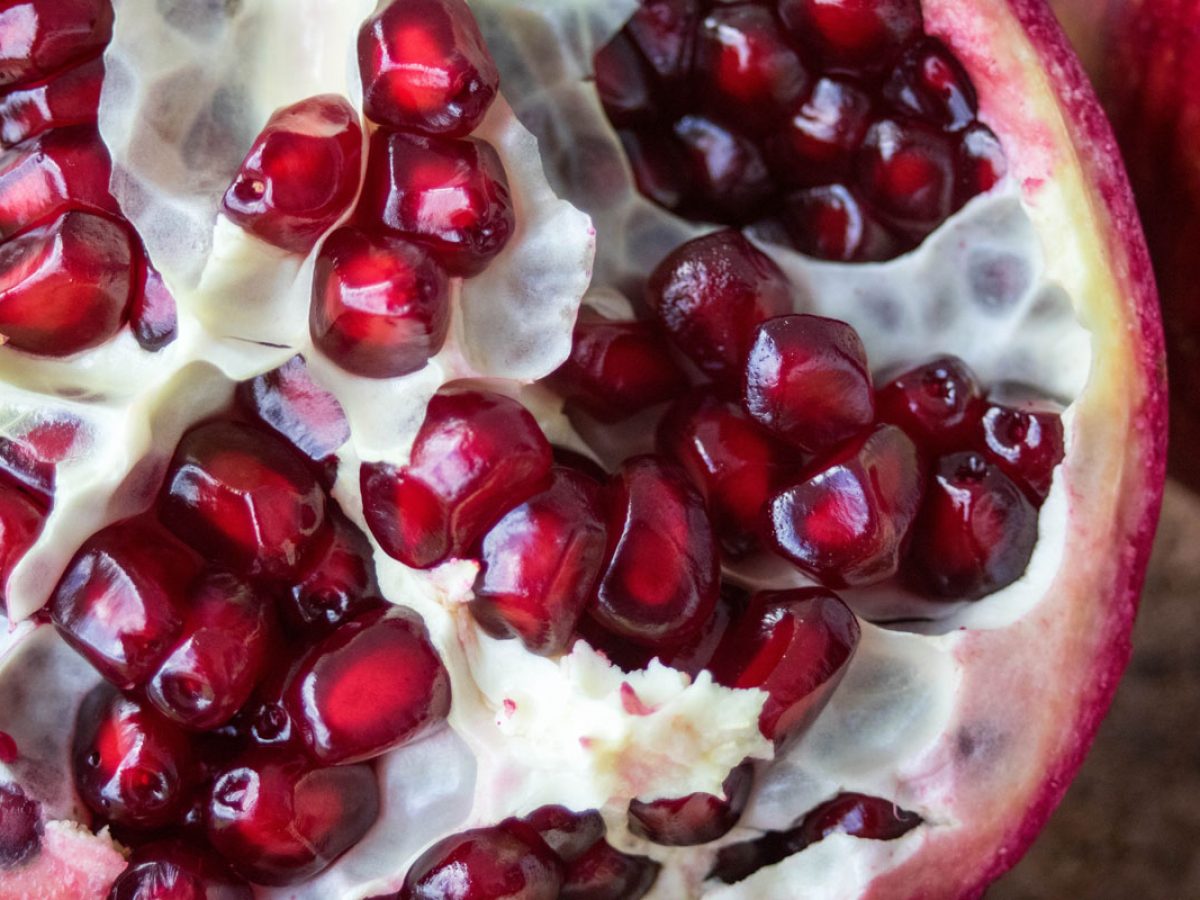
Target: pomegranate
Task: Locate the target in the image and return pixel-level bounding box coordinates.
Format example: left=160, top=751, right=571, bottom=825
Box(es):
left=0, top=0, right=1167, bottom=897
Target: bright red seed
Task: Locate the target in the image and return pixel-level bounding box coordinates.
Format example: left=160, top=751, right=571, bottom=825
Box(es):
left=857, top=118, right=957, bottom=236
left=628, top=761, right=754, bottom=846
left=398, top=821, right=564, bottom=900
left=875, top=355, right=985, bottom=456
left=282, top=509, right=384, bottom=638
left=0, top=480, right=44, bottom=611
left=107, top=839, right=253, bottom=900
left=777, top=0, right=923, bottom=69
left=559, top=840, right=661, bottom=900
left=0, top=55, right=103, bottom=148
left=978, top=389, right=1065, bottom=504
left=0, top=0, right=113, bottom=89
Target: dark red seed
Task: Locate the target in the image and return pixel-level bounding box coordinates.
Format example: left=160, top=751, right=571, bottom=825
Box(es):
left=743, top=315, right=874, bottom=454
left=130, top=259, right=179, bottom=353
left=624, top=0, right=700, bottom=86
left=358, top=129, right=514, bottom=277
left=646, top=229, right=793, bottom=383
left=590, top=456, right=719, bottom=648
left=472, top=468, right=608, bottom=656
left=399, top=821, right=563, bottom=900
left=776, top=184, right=900, bottom=262
left=769, top=78, right=872, bottom=185
left=559, top=840, right=660, bottom=900
left=0, top=209, right=132, bottom=356
left=0, top=480, right=43, bottom=609
left=50, top=518, right=200, bottom=689
left=521, top=806, right=606, bottom=864
left=0, top=55, right=103, bottom=148
left=283, top=510, right=384, bottom=638
left=107, top=839, right=253, bottom=900
left=616, top=129, right=689, bottom=211
left=594, top=33, right=657, bottom=127
left=361, top=387, right=552, bottom=569
left=628, top=761, right=753, bottom=846
left=795, top=792, right=922, bottom=845
left=978, top=390, right=1065, bottom=503
left=768, top=425, right=924, bottom=587
left=0, top=733, right=15, bottom=763
left=956, top=123, right=1007, bottom=204
left=547, top=309, right=689, bottom=422
left=0, top=783, right=40, bottom=868
left=904, top=451, right=1037, bottom=600
left=72, top=684, right=196, bottom=830
left=358, top=0, right=499, bottom=138
left=577, top=600, right=738, bottom=677
left=159, top=421, right=328, bottom=580
left=223, top=95, right=363, bottom=254
left=310, top=225, right=451, bottom=379
left=0, top=0, right=113, bottom=89
left=777, top=0, right=922, bottom=69
left=857, top=118, right=956, bottom=235
left=875, top=355, right=984, bottom=456
left=672, top=114, right=772, bottom=222
left=552, top=446, right=609, bottom=483
left=710, top=589, right=859, bottom=744
left=206, top=751, right=379, bottom=886
left=882, top=38, right=978, bottom=131
left=284, top=608, right=451, bottom=766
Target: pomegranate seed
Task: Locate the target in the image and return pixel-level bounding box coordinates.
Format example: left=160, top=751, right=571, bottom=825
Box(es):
left=0, top=125, right=118, bottom=237
left=72, top=684, right=196, bottom=830
left=769, top=78, right=872, bottom=185
left=358, top=129, right=514, bottom=277
left=0, top=0, right=113, bottom=89
left=0, top=423, right=71, bottom=502
left=0, top=783, right=39, bottom=867
left=625, top=0, right=699, bottom=85
left=159, top=421, right=328, bottom=580
left=361, top=387, right=552, bottom=569
left=857, top=118, right=957, bottom=235
left=628, top=760, right=753, bottom=846
left=590, top=456, right=719, bottom=648
left=777, top=0, right=923, bottom=68
left=521, top=806, right=606, bottom=863
left=357, top=0, right=499, bottom=138
left=283, top=608, right=451, bottom=766
left=710, top=589, right=859, bottom=743
left=223, top=95, right=363, bottom=254
left=399, top=821, right=564, bottom=900
left=769, top=425, right=925, bottom=587
left=145, top=571, right=276, bottom=731
left=658, top=392, right=798, bottom=556
left=50, top=518, right=201, bottom=689
left=697, top=6, right=810, bottom=125
left=548, top=309, right=689, bottom=422
left=0, top=55, right=103, bottom=148
left=593, top=33, right=656, bottom=128
left=978, top=390, right=1065, bottom=503
left=956, top=123, right=1007, bottom=203
left=904, top=452, right=1037, bottom=600
left=236, top=662, right=299, bottom=751
left=796, top=792, right=922, bottom=844
left=0, top=732, right=15, bottom=763
left=552, top=446, right=609, bottom=483
left=108, top=839, right=253, bottom=900
left=743, top=315, right=875, bottom=454
left=310, top=225, right=451, bottom=379
left=0, top=209, right=132, bottom=356
left=883, top=38, right=978, bottom=131
left=875, top=356, right=984, bottom=455
left=0, top=480, right=43, bottom=608
left=130, top=259, right=179, bottom=353
left=618, top=129, right=689, bottom=212
left=672, top=114, right=771, bottom=221
left=559, top=840, right=660, bottom=900
left=472, top=468, right=608, bottom=656
left=283, top=510, right=384, bottom=637
left=646, top=229, right=792, bottom=382
left=776, top=184, right=900, bottom=262
left=206, top=750, right=379, bottom=886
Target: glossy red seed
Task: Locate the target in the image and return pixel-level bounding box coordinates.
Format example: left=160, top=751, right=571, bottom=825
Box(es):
left=0, top=480, right=43, bottom=610
left=223, top=95, right=363, bottom=254
left=521, top=806, right=606, bottom=864
left=50, top=518, right=201, bottom=689
left=358, top=129, right=514, bottom=277
left=552, top=446, right=609, bottom=483
left=768, top=425, right=924, bottom=587
left=361, top=387, right=552, bottom=569
left=775, top=184, right=900, bottom=262
left=875, top=356, right=984, bottom=456
left=777, top=0, right=922, bottom=68
left=548, top=309, right=688, bottom=422
left=130, top=258, right=179, bottom=353
left=206, top=751, right=379, bottom=886
left=0, top=783, right=40, bottom=867
left=0, top=209, right=132, bottom=356
left=857, top=118, right=956, bottom=235
left=559, top=840, right=660, bottom=900
left=978, top=392, right=1065, bottom=503
left=616, top=129, right=689, bottom=211
left=399, top=821, right=563, bottom=900
left=956, top=123, right=1007, bottom=204
left=625, top=0, right=699, bottom=85
left=710, top=589, right=859, bottom=743
left=358, top=0, right=498, bottom=138
left=904, top=451, right=1037, bottom=600
left=145, top=571, right=276, bottom=731
left=72, top=685, right=196, bottom=830
left=159, top=422, right=328, bottom=580
left=310, top=225, right=450, bottom=379
left=593, top=33, right=656, bottom=128
left=590, top=456, right=719, bottom=648
left=0, top=55, right=103, bottom=148
left=283, top=510, right=384, bottom=638
left=796, top=792, right=922, bottom=845
left=673, top=114, right=771, bottom=222
left=107, top=839, right=253, bottom=900
left=472, top=469, right=608, bottom=657
left=628, top=761, right=753, bottom=847
left=882, top=38, right=977, bottom=131
left=284, top=608, right=451, bottom=766
left=743, top=315, right=874, bottom=454
left=0, top=0, right=113, bottom=89
left=769, top=78, right=872, bottom=185
left=646, top=229, right=793, bottom=382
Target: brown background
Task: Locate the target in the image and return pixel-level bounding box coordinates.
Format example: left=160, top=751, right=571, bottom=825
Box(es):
left=992, top=482, right=1200, bottom=897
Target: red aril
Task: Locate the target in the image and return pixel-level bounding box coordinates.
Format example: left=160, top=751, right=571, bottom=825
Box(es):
left=0, top=414, right=82, bottom=503
left=955, top=122, right=1007, bottom=203
left=0, top=783, right=39, bottom=867
left=130, top=259, right=179, bottom=353
left=398, top=821, right=563, bottom=900
left=0, top=125, right=118, bottom=236
left=520, top=806, right=606, bottom=863
left=624, top=0, right=699, bottom=86
left=769, top=78, right=873, bottom=185
left=310, top=225, right=451, bottom=379
left=617, top=129, right=688, bottom=211
left=0, top=0, right=112, bottom=89
left=0, top=480, right=43, bottom=610
left=856, top=117, right=956, bottom=236
left=282, top=510, right=384, bottom=638
left=774, top=183, right=899, bottom=262
left=777, top=0, right=923, bottom=68
left=628, top=760, right=753, bottom=846
left=978, top=388, right=1066, bottom=504
left=559, top=840, right=660, bottom=900
left=876, top=355, right=985, bottom=456
left=882, top=37, right=978, bottom=131
left=0, top=55, right=103, bottom=148
left=107, top=839, right=253, bottom=900
left=593, top=33, right=656, bottom=128
left=671, top=114, right=772, bottom=221
left=222, top=95, right=363, bottom=254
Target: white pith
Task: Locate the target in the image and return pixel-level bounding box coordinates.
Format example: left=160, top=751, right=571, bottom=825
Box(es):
left=0, top=1, right=1155, bottom=899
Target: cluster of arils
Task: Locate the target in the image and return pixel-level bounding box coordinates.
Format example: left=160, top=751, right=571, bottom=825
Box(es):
left=594, top=0, right=1007, bottom=261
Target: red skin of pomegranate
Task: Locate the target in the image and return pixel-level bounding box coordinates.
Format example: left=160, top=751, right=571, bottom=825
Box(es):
left=777, top=0, right=924, bottom=70
left=471, top=468, right=608, bottom=657
left=0, top=783, right=40, bottom=868
left=310, top=225, right=451, bottom=379
left=205, top=750, right=380, bottom=886
left=357, top=0, right=499, bottom=139
left=282, top=509, right=384, bottom=638
left=627, top=760, right=754, bottom=847
left=520, top=806, right=606, bottom=864
left=106, top=839, right=252, bottom=900
left=0, top=480, right=43, bottom=611
left=0, top=0, right=113, bottom=89
left=283, top=608, right=451, bottom=766
left=559, top=840, right=661, bottom=900
left=0, top=54, right=103, bottom=149
left=357, top=129, right=515, bottom=277
left=710, top=588, right=860, bottom=744
left=398, top=821, right=564, bottom=900
left=875, top=355, right=985, bottom=457
left=130, top=259, right=179, bottom=353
